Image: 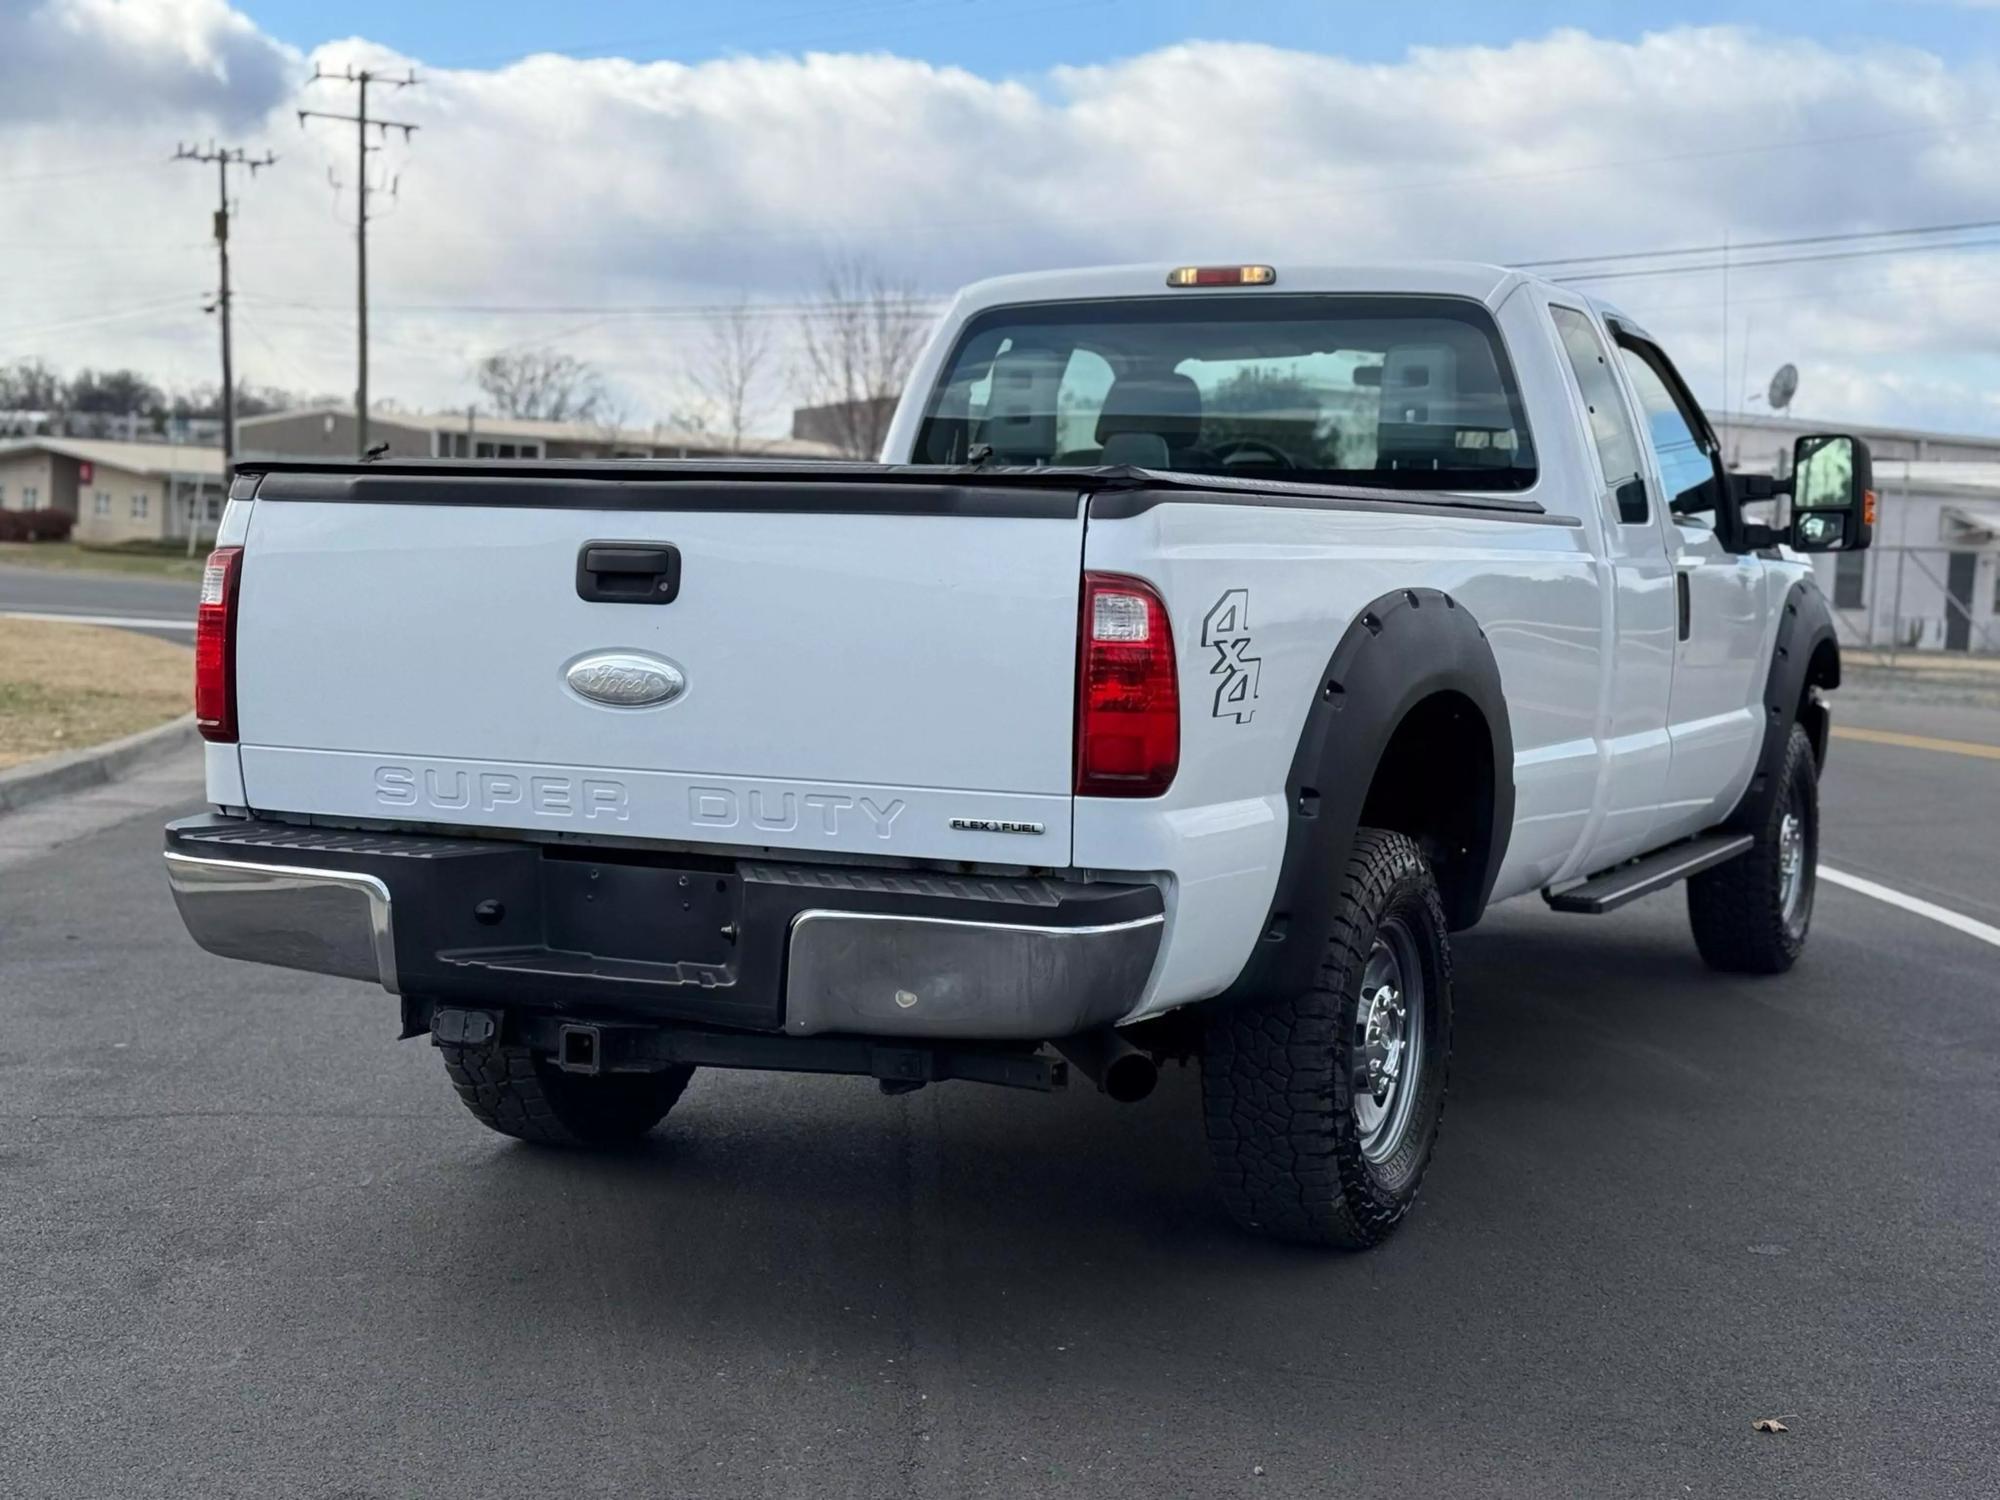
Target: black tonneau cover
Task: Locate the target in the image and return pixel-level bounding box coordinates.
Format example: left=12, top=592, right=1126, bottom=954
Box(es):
left=233, top=457, right=1557, bottom=523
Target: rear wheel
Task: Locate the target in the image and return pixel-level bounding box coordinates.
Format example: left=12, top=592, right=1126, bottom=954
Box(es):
left=1687, top=721, right=1818, bottom=974
left=1201, top=828, right=1453, bottom=1248
left=438, top=1041, right=694, bottom=1147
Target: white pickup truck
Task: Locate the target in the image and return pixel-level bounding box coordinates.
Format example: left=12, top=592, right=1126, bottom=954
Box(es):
left=166, top=262, right=1874, bottom=1247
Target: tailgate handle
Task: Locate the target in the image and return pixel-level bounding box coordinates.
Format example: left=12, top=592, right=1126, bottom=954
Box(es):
left=577, top=542, right=680, bottom=604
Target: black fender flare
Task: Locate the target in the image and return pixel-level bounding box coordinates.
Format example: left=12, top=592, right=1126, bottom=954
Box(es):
left=1726, top=577, right=1839, bottom=829
left=1217, top=587, right=1515, bottom=1008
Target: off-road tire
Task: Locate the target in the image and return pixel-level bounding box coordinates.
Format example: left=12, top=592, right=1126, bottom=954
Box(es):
left=1201, top=828, right=1453, bottom=1248
left=1687, top=721, right=1819, bottom=974
left=438, top=1042, right=694, bottom=1147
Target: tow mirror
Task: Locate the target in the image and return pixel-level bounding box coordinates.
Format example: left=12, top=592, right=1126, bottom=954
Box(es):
left=1788, top=434, right=1875, bottom=552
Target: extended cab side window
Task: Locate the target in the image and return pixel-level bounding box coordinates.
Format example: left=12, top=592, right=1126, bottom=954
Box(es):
left=1549, top=305, right=1648, bottom=526
left=1614, top=336, right=1722, bottom=523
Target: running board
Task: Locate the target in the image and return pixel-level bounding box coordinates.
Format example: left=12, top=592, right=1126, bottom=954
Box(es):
left=1542, top=832, right=1755, bottom=915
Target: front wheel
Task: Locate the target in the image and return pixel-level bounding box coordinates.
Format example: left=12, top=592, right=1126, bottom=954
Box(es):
left=1201, top=828, right=1453, bottom=1248
left=1687, top=720, right=1818, bottom=974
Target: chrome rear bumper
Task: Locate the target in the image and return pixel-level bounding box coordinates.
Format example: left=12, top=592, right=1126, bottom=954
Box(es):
left=165, top=851, right=399, bottom=992
left=785, top=907, right=1163, bottom=1038
left=162, top=817, right=1163, bottom=1040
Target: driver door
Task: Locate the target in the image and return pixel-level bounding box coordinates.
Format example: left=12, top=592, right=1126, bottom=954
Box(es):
left=1547, top=302, right=1676, bottom=871
left=1611, top=329, right=1767, bottom=843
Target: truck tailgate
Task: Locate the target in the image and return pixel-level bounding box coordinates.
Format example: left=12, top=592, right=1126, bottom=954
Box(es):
left=231, top=474, right=1085, bottom=864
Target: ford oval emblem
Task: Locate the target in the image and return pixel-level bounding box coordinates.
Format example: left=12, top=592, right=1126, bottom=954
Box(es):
left=565, top=652, right=686, bottom=708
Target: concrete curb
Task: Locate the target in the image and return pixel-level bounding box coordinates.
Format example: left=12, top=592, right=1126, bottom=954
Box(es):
left=0, top=713, right=199, bottom=815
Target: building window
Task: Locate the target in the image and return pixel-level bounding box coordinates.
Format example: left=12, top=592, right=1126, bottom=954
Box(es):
left=205, top=495, right=222, bottom=521
left=435, top=434, right=543, bottom=460
left=23, top=485, right=38, bottom=507
left=94, top=491, right=111, bottom=515
left=130, top=493, right=149, bottom=520
left=1833, top=550, right=1866, bottom=609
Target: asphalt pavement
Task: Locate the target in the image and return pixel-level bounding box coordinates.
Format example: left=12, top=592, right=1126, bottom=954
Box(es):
left=0, top=561, right=199, bottom=641
left=1, top=688, right=1995, bottom=1499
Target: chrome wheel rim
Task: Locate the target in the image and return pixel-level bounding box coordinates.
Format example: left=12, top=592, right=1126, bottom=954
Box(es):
left=1778, top=793, right=1809, bottom=928
left=1354, top=917, right=1425, bottom=1164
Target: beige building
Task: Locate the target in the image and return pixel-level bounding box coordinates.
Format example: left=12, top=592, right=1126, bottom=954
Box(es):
left=0, top=437, right=228, bottom=547
left=238, top=406, right=843, bottom=463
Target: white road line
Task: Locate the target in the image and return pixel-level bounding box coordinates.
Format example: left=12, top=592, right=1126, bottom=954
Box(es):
left=0, top=609, right=194, bottom=632
left=1821, top=866, right=2000, bottom=950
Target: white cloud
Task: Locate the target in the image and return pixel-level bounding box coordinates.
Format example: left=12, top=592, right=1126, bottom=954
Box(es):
left=3, top=7, right=1999, bottom=434
left=0, top=0, right=292, bottom=125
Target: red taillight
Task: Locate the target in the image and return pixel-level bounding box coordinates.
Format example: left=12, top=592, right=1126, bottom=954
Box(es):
left=194, top=545, right=241, bottom=742
left=1076, top=572, right=1179, bottom=797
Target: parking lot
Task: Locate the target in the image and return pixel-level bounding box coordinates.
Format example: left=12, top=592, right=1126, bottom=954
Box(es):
left=2, top=680, right=1994, bottom=1499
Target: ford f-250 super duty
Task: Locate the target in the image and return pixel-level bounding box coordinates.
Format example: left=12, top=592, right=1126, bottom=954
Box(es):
left=165, top=262, right=1875, bottom=1247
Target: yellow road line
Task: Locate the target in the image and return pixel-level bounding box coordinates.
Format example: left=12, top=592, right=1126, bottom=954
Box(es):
left=1830, top=725, right=2000, bottom=762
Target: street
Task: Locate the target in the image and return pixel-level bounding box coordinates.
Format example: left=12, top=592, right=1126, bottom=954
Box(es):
left=2, top=688, right=1995, bottom=1499
left=0, top=562, right=199, bottom=642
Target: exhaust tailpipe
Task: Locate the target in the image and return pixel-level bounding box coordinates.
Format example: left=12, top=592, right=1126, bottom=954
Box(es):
left=1056, top=1029, right=1158, bottom=1104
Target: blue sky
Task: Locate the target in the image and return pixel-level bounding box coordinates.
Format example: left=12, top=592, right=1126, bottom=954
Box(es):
left=237, top=0, right=2000, bottom=74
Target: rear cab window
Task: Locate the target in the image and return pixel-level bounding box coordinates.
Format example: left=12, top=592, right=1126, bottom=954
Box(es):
left=1548, top=305, right=1650, bottom=527
left=914, top=295, right=1537, bottom=492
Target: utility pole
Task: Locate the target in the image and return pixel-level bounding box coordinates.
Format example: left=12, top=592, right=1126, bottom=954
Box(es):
left=298, top=65, right=419, bottom=457
left=173, top=142, right=275, bottom=488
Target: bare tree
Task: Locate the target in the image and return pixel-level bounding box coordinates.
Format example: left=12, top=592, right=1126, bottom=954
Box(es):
left=0, top=358, right=64, bottom=413
left=795, top=258, right=931, bottom=459
left=663, top=402, right=713, bottom=433
left=577, top=389, right=630, bottom=451
left=686, top=300, right=773, bottom=453
left=472, top=350, right=609, bottom=423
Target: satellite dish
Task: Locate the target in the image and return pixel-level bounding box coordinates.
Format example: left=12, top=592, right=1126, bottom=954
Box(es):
left=1767, top=363, right=1799, bottom=413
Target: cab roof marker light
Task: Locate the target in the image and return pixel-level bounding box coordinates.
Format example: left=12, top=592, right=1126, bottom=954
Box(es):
left=1166, top=265, right=1278, bottom=288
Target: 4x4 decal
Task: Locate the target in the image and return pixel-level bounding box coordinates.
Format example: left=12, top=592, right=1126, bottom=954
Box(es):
left=1203, top=589, right=1260, bottom=722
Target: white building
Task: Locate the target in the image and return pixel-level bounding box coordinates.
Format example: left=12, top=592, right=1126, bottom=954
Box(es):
left=236, top=406, right=841, bottom=463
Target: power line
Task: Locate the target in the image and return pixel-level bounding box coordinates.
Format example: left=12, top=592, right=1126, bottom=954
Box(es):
left=1620, top=263, right=2000, bottom=318
left=0, top=294, right=202, bottom=344
left=183, top=113, right=2000, bottom=264
left=235, top=289, right=949, bottom=321
left=0, top=160, right=160, bottom=190
left=1551, top=233, right=2000, bottom=285
left=298, top=63, right=421, bottom=457
left=232, top=301, right=333, bottom=396
left=173, top=143, right=276, bottom=474
left=1520, top=215, right=2000, bottom=270
left=236, top=214, right=2000, bottom=321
